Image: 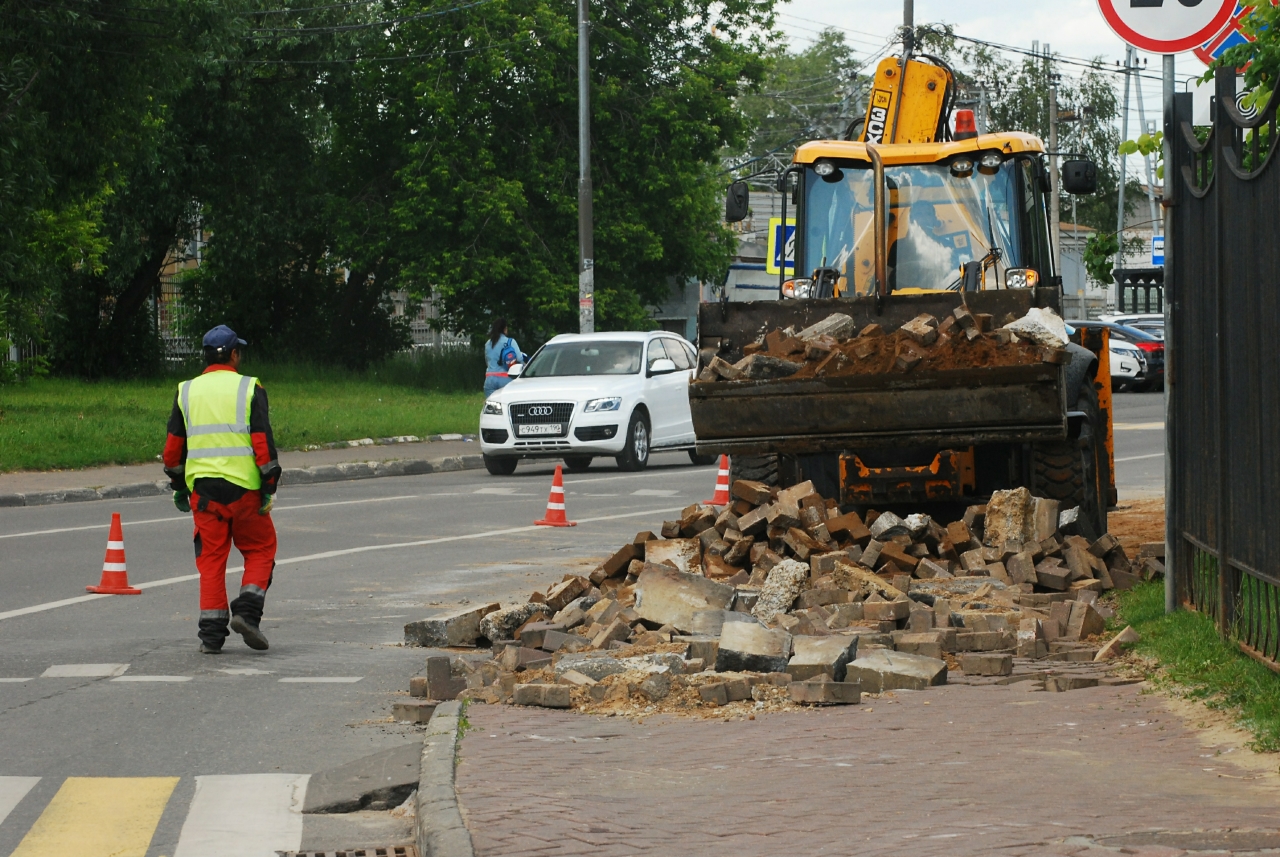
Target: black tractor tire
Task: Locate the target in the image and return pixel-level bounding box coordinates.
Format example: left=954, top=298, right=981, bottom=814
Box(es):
left=688, top=451, right=717, bottom=466
left=615, top=411, right=651, bottom=472
left=1031, top=380, right=1109, bottom=537
left=483, top=454, right=518, bottom=476
left=563, top=455, right=593, bottom=473
left=729, top=454, right=780, bottom=487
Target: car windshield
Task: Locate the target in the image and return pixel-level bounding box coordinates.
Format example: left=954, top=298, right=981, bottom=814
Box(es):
left=804, top=159, right=1025, bottom=294
left=521, top=341, right=642, bottom=377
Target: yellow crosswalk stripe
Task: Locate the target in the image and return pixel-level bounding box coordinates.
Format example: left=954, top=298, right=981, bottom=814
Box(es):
left=11, top=776, right=179, bottom=857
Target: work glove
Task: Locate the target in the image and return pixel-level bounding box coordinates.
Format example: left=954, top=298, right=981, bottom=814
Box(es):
left=259, top=494, right=274, bottom=516
left=173, top=491, right=191, bottom=513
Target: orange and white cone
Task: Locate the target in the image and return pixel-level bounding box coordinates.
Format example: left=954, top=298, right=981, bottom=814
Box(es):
left=86, top=512, right=141, bottom=595
left=705, top=454, right=731, bottom=505
left=535, top=464, right=577, bottom=527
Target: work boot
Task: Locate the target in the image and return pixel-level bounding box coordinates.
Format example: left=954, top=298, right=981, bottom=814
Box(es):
left=198, top=609, right=230, bottom=652
left=229, top=585, right=269, bottom=651
left=230, top=614, right=269, bottom=651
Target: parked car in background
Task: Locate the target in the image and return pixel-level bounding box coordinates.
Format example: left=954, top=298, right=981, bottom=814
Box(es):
left=478, top=332, right=712, bottom=475
left=1100, top=312, right=1164, bottom=340
left=1069, top=319, right=1164, bottom=392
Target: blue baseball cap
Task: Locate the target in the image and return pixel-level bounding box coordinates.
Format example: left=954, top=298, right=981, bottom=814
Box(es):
left=202, top=325, right=247, bottom=350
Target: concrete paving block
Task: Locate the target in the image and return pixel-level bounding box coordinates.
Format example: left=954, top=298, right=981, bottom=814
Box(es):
left=844, top=649, right=947, bottom=692
left=790, top=679, right=862, bottom=704
left=787, top=634, right=858, bottom=681
left=404, top=603, right=501, bottom=647
left=715, top=622, right=792, bottom=673
left=634, top=564, right=734, bottom=631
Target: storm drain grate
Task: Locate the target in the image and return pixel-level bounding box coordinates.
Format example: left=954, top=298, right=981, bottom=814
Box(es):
left=278, top=847, right=418, bottom=857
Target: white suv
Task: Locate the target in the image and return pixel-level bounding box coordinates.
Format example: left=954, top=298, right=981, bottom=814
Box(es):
left=478, top=332, right=711, bottom=475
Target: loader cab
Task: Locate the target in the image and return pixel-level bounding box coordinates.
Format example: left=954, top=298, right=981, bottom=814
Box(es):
left=780, top=135, right=1059, bottom=299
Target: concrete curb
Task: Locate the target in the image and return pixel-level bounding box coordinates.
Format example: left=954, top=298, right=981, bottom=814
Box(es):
left=0, top=454, right=487, bottom=508
left=416, top=700, right=476, bottom=857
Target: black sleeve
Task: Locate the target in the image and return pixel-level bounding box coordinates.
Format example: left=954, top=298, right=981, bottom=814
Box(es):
left=249, top=383, right=282, bottom=494
left=162, top=392, right=188, bottom=492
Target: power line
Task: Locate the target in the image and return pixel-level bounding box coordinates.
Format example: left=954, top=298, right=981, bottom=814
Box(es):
left=247, top=0, right=495, bottom=33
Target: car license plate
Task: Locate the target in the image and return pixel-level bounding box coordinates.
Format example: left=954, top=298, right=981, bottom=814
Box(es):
left=518, top=423, right=562, bottom=436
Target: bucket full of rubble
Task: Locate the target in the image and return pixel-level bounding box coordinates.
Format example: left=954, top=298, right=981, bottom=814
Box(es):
left=688, top=308, right=1078, bottom=454
left=400, top=482, right=1159, bottom=719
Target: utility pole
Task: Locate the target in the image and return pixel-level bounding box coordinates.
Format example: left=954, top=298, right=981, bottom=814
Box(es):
left=1047, top=45, right=1061, bottom=273
left=1134, top=60, right=1159, bottom=239
left=577, top=0, right=594, bottom=333
left=1116, top=46, right=1133, bottom=265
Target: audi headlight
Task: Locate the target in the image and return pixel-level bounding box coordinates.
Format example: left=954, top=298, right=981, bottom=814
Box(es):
left=584, top=397, right=622, bottom=413
left=482, top=400, right=503, bottom=415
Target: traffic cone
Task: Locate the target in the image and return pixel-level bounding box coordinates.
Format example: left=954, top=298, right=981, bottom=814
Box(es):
left=705, top=454, right=731, bottom=505
left=86, top=512, right=141, bottom=594
left=535, top=465, right=577, bottom=527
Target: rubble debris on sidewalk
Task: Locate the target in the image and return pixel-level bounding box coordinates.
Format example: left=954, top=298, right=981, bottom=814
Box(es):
left=402, top=481, right=1157, bottom=718
left=695, top=308, right=1073, bottom=383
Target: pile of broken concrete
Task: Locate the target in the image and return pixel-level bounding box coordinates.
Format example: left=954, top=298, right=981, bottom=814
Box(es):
left=399, top=481, right=1163, bottom=719
left=696, top=307, right=1073, bottom=382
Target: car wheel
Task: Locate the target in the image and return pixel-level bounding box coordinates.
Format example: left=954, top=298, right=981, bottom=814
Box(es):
left=563, top=455, right=593, bottom=473
left=615, top=411, right=651, bottom=472
left=483, top=454, right=518, bottom=476
left=688, top=450, right=716, bottom=466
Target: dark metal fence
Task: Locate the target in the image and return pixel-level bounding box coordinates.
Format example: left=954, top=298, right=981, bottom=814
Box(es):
left=1113, top=267, right=1164, bottom=314
left=1167, top=68, right=1280, bottom=670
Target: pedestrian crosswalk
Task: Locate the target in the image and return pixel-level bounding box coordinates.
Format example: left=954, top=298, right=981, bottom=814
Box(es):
left=0, top=774, right=317, bottom=856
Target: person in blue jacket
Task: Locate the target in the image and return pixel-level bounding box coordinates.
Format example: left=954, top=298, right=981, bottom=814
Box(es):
left=484, top=317, right=524, bottom=395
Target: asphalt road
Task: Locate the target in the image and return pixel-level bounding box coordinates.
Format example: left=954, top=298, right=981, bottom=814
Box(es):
left=0, top=452, right=717, bottom=854
left=1112, top=390, right=1166, bottom=499
left=0, top=394, right=1166, bottom=854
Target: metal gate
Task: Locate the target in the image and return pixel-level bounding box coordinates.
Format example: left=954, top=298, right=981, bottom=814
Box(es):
left=1167, top=68, right=1280, bottom=669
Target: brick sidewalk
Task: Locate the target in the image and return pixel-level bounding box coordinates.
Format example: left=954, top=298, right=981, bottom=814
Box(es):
left=455, top=683, right=1280, bottom=857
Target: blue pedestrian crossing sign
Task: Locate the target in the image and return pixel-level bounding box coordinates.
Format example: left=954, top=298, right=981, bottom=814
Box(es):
left=766, top=217, right=796, bottom=275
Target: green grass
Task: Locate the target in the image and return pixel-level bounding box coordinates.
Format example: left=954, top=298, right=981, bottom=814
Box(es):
left=1113, top=581, right=1280, bottom=752
left=0, top=351, right=486, bottom=472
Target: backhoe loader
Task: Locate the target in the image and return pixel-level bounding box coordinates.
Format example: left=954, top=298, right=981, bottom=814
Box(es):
left=694, top=42, right=1115, bottom=535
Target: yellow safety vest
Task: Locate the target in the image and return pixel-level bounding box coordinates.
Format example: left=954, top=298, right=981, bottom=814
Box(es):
left=178, top=371, right=262, bottom=493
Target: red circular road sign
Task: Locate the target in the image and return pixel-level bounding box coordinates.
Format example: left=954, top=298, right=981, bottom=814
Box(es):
left=1098, top=0, right=1237, bottom=53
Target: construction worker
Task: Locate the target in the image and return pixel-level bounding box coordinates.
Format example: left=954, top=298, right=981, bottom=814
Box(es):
left=163, top=325, right=282, bottom=654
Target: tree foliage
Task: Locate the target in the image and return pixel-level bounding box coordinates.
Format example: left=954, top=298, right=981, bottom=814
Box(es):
left=0, top=0, right=775, bottom=377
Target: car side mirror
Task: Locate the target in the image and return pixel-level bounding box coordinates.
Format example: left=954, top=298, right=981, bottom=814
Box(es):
left=1062, top=159, right=1098, bottom=195
left=725, top=181, right=749, bottom=223
left=648, top=358, right=677, bottom=376
left=507, top=364, right=523, bottom=378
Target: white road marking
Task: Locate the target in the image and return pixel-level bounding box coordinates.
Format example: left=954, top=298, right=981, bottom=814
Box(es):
left=472, top=487, right=517, bottom=495
left=216, top=668, right=274, bottom=675
left=0, top=777, right=40, bottom=826
left=0, top=677, right=32, bottom=682
left=0, top=505, right=687, bottom=623
left=0, top=495, right=419, bottom=541
left=631, top=489, right=680, bottom=496
left=41, top=663, right=129, bottom=678
left=173, top=773, right=308, bottom=857
left=277, top=677, right=363, bottom=683
left=111, top=675, right=192, bottom=682
left=1114, top=421, right=1165, bottom=430
left=1114, top=452, right=1164, bottom=463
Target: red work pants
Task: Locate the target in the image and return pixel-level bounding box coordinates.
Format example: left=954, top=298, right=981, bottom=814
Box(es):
left=192, top=489, right=277, bottom=615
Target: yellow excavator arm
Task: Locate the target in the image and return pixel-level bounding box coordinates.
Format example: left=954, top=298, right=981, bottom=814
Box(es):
left=860, top=55, right=952, bottom=145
